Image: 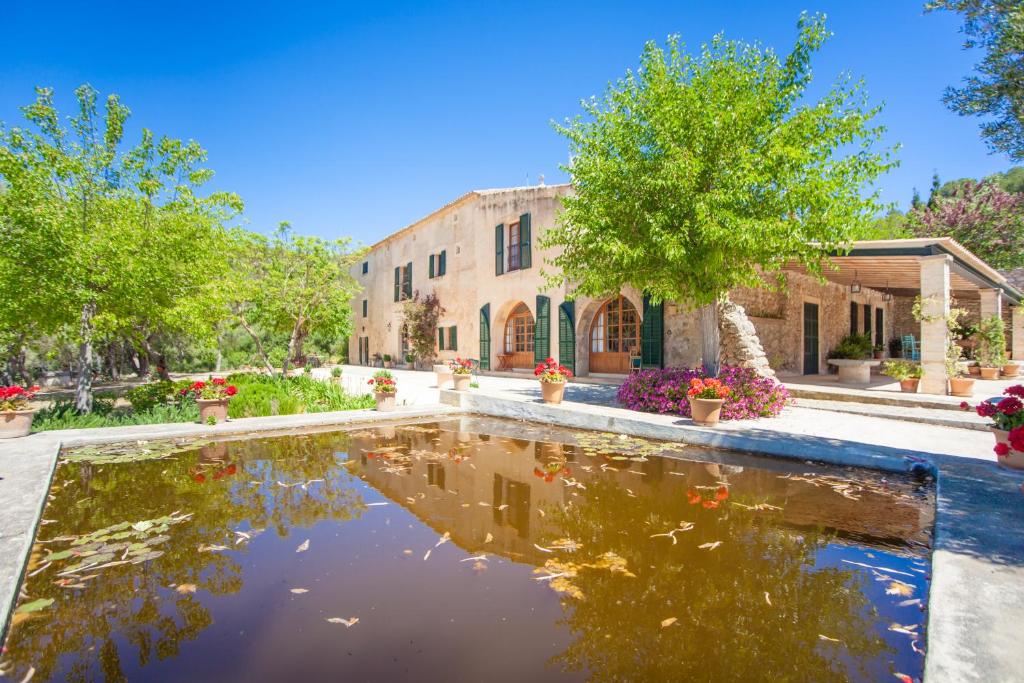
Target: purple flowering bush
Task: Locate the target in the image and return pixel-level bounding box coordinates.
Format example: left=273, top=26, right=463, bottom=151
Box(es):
left=616, top=365, right=790, bottom=420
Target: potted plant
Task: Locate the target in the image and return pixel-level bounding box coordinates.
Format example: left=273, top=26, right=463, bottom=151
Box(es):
left=330, top=366, right=343, bottom=385
left=534, top=357, right=572, bottom=404
left=872, top=344, right=885, bottom=360
left=687, top=377, right=730, bottom=426
left=1003, top=361, right=1021, bottom=378
left=383, top=354, right=393, bottom=369
left=404, top=353, right=414, bottom=369
left=976, top=315, right=1007, bottom=379
left=961, top=385, right=1024, bottom=470
left=451, top=357, right=474, bottom=391
left=0, top=384, right=40, bottom=438
left=887, top=337, right=902, bottom=359
left=183, top=378, right=238, bottom=424
left=881, top=360, right=923, bottom=393
left=368, top=370, right=396, bottom=411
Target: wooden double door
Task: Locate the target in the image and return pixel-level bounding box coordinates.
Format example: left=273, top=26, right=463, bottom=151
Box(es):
left=590, top=296, right=640, bottom=374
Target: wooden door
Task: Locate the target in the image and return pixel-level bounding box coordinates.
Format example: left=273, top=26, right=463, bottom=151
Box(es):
left=803, top=303, right=819, bottom=375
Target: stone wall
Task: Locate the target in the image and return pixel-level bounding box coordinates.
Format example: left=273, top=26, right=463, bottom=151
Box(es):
left=718, top=299, right=775, bottom=377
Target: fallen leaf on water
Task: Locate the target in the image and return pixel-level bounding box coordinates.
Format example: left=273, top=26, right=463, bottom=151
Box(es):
left=460, top=555, right=488, bottom=563
left=478, top=501, right=491, bottom=507
left=698, top=542, right=722, bottom=551
left=818, top=634, right=840, bottom=643
left=898, top=598, right=922, bottom=607
left=484, top=533, right=494, bottom=543
left=497, top=504, right=509, bottom=511
left=888, top=623, right=919, bottom=636
left=296, top=539, right=310, bottom=553
left=366, top=502, right=388, bottom=507
left=537, top=509, right=546, bottom=517
left=15, top=598, right=54, bottom=614
left=911, top=640, right=925, bottom=656
left=403, top=549, right=413, bottom=555
left=764, top=592, right=772, bottom=606
left=894, top=675, right=913, bottom=683
left=326, top=617, right=359, bottom=627
left=423, top=549, right=432, bottom=561
left=533, top=544, right=553, bottom=553
left=435, top=532, right=451, bottom=548
left=886, top=581, right=914, bottom=597
left=660, top=617, right=677, bottom=628
left=176, top=584, right=197, bottom=594
left=290, top=588, right=309, bottom=594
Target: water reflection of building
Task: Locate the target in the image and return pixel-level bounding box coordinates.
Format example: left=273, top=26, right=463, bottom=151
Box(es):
left=347, top=419, right=934, bottom=565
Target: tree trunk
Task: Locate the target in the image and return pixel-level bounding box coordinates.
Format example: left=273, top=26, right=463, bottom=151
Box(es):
left=236, top=313, right=275, bottom=374
left=106, top=343, right=120, bottom=381
left=75, top=301, right=96, bottom=413
left=698, top=301, right=721, bottom=377
left=283, top=320, right=303, bottom=377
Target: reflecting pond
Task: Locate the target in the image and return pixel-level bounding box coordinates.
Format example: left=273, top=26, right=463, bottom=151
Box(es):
left=0, top=417, right=933, bottom=682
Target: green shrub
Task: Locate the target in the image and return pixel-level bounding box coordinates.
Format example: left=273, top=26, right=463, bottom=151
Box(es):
left=125, top=379, right=194, bottom=411
left=331, top=367, right=343, bottom=377
left=227, top=381, right=304, bottom=418
left=33, top=401, right=199, bottom=432
left=827, top=333, right=873, bottom=360
left=881, top=359, right=922, bottom=381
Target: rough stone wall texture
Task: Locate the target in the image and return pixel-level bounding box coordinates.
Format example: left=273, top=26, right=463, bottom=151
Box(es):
left=718, top=299, right=775, bottom=377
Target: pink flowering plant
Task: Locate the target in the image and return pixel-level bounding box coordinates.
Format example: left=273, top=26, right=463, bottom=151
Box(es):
left=617, top=366, right=789, bottom=421
left=1, top=385, right=40, bottom=412
left=534, top=357, right=572, bottom=383
left=961, top=384, right=1024, bottom=458
left=181, top=378, right=238, bottom=401
left=369, top=370, right=397, bottom=394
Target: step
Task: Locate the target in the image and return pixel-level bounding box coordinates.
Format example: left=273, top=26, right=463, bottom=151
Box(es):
left=796, top=397, right=991, bottom=432
left=784, top=383, right=970, bottom=412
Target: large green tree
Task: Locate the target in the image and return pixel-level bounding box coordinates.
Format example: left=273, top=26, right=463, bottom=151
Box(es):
left=928, top=1, right=1024, bottom=160
left=541, top=14, right=895, bottom=374
left=0, top=86, right=240, bottom=410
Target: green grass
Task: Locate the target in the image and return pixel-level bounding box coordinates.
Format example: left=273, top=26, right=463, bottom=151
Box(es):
left=32, top=373, right=374, bottom=432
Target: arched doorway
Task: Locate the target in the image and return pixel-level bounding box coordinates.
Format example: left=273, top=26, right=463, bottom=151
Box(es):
left=503, top=302, right=535, bottom=369
left=589, top=295, right=641, bottom=373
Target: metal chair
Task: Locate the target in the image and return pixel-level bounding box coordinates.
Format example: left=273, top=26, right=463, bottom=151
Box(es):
left=901, top=335, right=921, bottom=361
left=629, top=353, right=643, bottom=374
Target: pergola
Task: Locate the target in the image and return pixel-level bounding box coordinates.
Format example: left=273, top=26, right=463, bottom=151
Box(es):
left=785, top=238, right=1024, bottom=395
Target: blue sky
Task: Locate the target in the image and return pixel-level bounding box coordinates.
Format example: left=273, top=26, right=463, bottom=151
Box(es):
left=1, top=1, right=1012, bottom=245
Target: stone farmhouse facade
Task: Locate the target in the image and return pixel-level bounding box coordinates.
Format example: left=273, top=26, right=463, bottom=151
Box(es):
left=348, top=184, right=1023, bottom=389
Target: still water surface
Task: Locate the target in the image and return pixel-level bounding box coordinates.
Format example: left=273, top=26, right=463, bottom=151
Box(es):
left=0, top=417, right=933, bottom=682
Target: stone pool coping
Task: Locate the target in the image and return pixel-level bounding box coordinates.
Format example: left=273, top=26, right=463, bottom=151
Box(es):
left=2, top=396, right=1022, bottom=681
left=438, top=389, right=1024, bottom=683
left=0, top=404, right=462, bottom=646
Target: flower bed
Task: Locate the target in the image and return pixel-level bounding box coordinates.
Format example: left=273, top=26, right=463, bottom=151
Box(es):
left=616, top=366, right=789, bottom=420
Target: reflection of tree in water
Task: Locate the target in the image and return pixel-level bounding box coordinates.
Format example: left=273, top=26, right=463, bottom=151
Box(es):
left=1, top=432, right=363, bottom=682
left=544, top=479, right=892, bottom=682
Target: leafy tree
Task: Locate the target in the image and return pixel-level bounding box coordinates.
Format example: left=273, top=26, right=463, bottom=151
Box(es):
left=541, top=14, right=895, bottom=374
left=907, top=178, right=1024, bottom=268
left=222, top=225, right=362, bottom=375
left=928, top=1, right=1024, bottom=160
left=0, top=86, right=240, bottom=411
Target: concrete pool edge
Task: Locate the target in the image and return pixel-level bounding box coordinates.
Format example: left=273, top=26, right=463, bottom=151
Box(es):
left=0, top=404, right=463, bottom=646
left=440, top=389, right=1024, bottom=683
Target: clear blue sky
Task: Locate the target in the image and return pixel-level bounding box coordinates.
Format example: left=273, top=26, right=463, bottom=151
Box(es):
left=1, top=1, right=1012, bottom=245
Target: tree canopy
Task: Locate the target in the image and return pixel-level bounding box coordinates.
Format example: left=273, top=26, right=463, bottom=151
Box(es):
left=928, top=0, right=1024, bottom=160
left=541, top=14, right=895, bottom=372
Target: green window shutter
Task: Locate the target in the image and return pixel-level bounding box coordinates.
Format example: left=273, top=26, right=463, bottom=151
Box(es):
left=429, top=254, right=435, bottom=279
left=534, top=295, right=550, bottom=364
left=641, top=295, right=664, bottom=368
left=438, top=327, right=445, bottom=351
left=393, top=266, right=400, bottom=302
left=439, top=250, right=446, bottom=276
left=519, top=213, right=532, bottom=269
left=404, top=261, right=412, bottom=298
left=495, top=224, right=504, bottom=276
left=558, top=301, right=575, bottom=376
left=362, top=300, right=367, bottom=317
left=479, top=304, right=491, bottom=370
left=863, top=303, right=871, bottom=335
left=850, top=302, right=858, bottom=336
left=449, top=326, right=457, bottom=351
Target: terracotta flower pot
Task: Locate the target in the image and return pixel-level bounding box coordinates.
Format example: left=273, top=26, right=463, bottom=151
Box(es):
left=541, top=380, right=566, bottom=404
left=949, top=377, right=975, bottom=397
left=968, top=365, right=981, bottom=376
left=979, top=367, right=1000, bottom=380
left=689, top=397, right=725, bottom=426
left=899, top=378, right=920, bottom=393
left=992, top=428, right=1024, bottom=470
left=0, top=410, right=35, bottom=439
left=197, top=398, right=229, bottom=424
left=452, top=374, right=471, bottom=391
left=1001, top=363, right=1020, bottom=378
left=375, top=392, right=396, bottom=412
left=433, top=364, right=453, bottom=388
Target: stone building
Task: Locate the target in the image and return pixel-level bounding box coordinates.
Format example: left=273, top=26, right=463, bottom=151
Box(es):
left=348, top=185, right=1023, bottom=393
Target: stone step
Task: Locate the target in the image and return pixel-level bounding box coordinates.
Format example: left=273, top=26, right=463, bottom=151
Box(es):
left=796, top=397, right=991, bottom=432
left=784, top=384, right=970, bottom=412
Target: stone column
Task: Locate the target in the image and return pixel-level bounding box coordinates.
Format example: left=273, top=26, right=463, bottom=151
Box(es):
left=919, top=255, right=952, bottom=395
left=980, top=289, right=1003, bottom=320
left=1013, top=306, right=1024, bottom=362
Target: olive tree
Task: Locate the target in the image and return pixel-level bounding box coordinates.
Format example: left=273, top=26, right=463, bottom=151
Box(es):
left=541, top=14, right=895, bottom=375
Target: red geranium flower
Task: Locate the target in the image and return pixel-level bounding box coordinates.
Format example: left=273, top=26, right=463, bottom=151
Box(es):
left=212, top=377, right=226, bottom=386
left=686, top=488, right=701, bottom=505
left=998, top=397, right=1022, bottom=416
left=995, top=442, right=1010, bottom=457
left=225, top=386, right=238, bottom=396
left=715, top=486, right=729, bottom=501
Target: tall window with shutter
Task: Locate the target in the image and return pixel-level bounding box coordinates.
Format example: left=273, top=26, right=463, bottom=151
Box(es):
left=479, top=304, right=491, bottom=370
left=534, top=295, right=550, bottom=364
left=850, top=303, right=859, bottom=335
left=495, top=225, right=504, bottom=276
left=402, top=261, right=412, bottom=299
left=448, top=326, right=457, bottom=351
left=394, top=266, right=400, bottom=302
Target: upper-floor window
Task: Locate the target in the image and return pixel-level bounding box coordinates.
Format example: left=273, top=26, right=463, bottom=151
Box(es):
left=362, top=299, right=368, bottom=317
left=361, top=261, right=368, bottom=275
left=394, top=262, right=412, bottom=301
left=429, top=250, right=447, bottom=279
left=495, top=213, right=532, bottom=276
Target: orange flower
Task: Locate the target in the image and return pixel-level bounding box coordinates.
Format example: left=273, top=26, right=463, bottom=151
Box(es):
left=715, top=486, right=729, bottom=501
left=686, top=488, right=701, bottom=505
